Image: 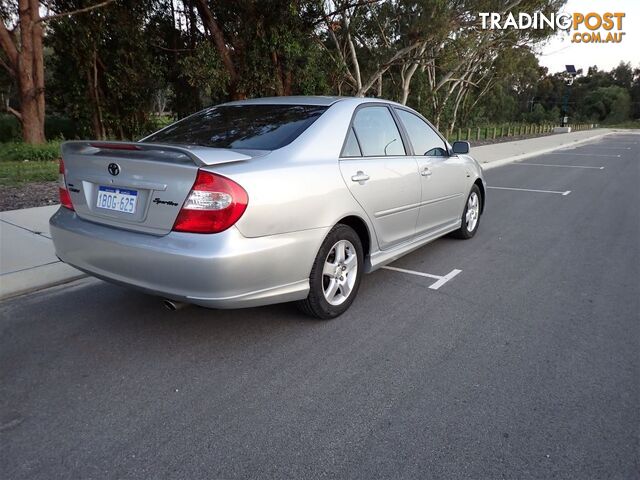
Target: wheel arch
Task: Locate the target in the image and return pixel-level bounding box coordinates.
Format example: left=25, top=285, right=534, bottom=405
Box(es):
left=473, top=178, right=485, bottom=214
left=337, top=215, right=372, bottom=257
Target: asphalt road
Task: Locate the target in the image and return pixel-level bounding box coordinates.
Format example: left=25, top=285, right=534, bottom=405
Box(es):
left=1, top=134, right=639, bottom=479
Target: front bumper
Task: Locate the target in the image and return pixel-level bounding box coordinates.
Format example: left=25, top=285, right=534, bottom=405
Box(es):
left=50, top=208, right=329, bottom=308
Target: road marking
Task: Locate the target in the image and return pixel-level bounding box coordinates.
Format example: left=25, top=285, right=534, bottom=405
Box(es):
left=382, top=266, right=462, bottom=290
left=550, top=152, right=621, bottom=158
left=579, top=146, right=631, bottom=149
left=487, top=186, right=571, bottom=196
left=515, top=162, right=604, bottom=170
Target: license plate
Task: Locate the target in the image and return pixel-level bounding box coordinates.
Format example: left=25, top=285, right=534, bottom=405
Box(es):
left=96, top=186, right=138, bottom=214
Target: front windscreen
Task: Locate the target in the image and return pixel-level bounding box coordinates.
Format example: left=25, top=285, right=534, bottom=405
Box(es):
left=144, top=104, right=328, bottom=150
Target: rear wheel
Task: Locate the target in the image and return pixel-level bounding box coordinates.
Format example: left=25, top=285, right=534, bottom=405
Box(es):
left=452, top=184, right=482, bottom=239
left=296, top=224, right=364, bottom=319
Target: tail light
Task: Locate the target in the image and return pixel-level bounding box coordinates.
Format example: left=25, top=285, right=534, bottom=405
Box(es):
left=58, top=158, right=74, bottom=210
left=172, top=170, right=248, bottom=234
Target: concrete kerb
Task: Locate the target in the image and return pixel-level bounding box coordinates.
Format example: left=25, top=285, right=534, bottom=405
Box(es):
left=0, top=264, right=87, bottom=301
left=479, top=130, right=617, bottom=171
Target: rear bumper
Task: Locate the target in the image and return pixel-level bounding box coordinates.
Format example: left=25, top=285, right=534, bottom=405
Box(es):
left=49, top=208, right=328, bottom=308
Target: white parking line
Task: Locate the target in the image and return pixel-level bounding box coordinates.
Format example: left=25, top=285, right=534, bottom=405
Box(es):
left=515, top=163, right=604, bottom=170
left=580, top=146, right=631, bottom=150
left=382, top=266, right=462, bottom=290
left=487, top=186, right=571, bottom=196
left=550, top=152, right=621, bottom=158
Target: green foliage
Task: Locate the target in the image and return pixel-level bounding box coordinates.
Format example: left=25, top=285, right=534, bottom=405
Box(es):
left=45, top=117, right=80, bottom=140
left=179, top=42, right=230, bottom=100
left=0, top=141, right=62, bottom=162
left=1, top=0, right=636, bottom=144
left=530, top=62, right=638, bottom=125
left=47, top=0, right=164, bottom=139
left=523, top=104, right=560, bottom=124
left=606, top=120, right=640, bottom=129
left=583, top=86, right=631, bottom=123
left=0, top=115, right=21, bottom=142
left=0, top=115, right=80, bottom=142
left=471, top=59, right=639, bottom=129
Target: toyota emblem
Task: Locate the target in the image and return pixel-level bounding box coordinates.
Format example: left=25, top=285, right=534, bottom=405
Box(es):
left=107, top=163, right=120, bottom=176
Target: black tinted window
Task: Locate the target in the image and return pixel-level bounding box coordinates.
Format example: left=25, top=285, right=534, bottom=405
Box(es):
left=144, top=104, right=327, bottom=150
left=352, top=106, right=406, bottom=156
left=395, top=109, right=446, bottom=156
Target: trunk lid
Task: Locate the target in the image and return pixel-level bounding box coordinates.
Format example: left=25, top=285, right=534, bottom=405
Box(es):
left=61, top=141, right=255, bottom=235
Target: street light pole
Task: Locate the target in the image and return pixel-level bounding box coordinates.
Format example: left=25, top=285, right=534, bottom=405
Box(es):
left=562, top=65, right=578, bottom=127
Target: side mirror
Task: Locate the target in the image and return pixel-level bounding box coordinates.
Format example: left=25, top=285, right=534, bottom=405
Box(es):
left=452, top=141, right=470, bottom=155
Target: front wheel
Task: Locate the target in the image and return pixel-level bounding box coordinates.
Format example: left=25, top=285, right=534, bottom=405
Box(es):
left=452, top=184, right=482, bottom=239
left=296, top=224, right=364, bottom=319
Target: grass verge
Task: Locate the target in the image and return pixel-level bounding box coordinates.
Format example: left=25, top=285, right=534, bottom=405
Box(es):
left=0, top=160, right=58, bottom=186
left=0, top=141, right=61, bottom=186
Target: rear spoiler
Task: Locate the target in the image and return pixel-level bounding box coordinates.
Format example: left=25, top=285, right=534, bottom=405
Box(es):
left=60, top=141, right=253, bottom=167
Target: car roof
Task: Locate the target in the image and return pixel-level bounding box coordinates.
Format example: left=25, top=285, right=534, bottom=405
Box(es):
left=220, top=96, right=400, bottom=107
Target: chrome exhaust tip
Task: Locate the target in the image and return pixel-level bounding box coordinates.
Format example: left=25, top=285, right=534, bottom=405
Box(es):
left=163, top=299, right=189, bottom=311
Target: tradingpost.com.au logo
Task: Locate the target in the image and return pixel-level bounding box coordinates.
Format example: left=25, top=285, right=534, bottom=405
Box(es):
left=479, top=11, right=626, bottom=44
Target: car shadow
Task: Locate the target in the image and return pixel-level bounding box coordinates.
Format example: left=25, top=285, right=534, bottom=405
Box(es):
left=4, top=276, right=384, bottom=354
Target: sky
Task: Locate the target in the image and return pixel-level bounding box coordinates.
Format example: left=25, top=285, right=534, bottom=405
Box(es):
left=536, top=0, right=640, bottom=73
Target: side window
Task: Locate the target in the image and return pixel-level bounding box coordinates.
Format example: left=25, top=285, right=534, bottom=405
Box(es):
left=395, top=109, right=447, bottom=156
left=352, top=106, right=406, bottom=156
left=425, top=147, right=447, bottom=156
left=342, top=127, right=362, bottom=157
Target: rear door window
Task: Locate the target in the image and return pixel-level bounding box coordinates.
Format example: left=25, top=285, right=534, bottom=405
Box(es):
left=144, top=104, right=327, bottom=150
left=351, top=106, right=406, bottom=156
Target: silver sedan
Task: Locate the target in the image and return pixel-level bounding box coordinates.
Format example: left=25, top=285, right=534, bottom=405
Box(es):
left=50, top=96, right=486, bottom=319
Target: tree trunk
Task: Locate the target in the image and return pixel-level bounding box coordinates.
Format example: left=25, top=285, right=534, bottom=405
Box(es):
left=87, top=50, right=106, bottom=139
left=194, top=0, right=245, bottom=100
left=1, top=0, right=115, bottom=143
left=343, top=11, right=362, bottom=93
left=271, top=51, right=292, bottom=96
left=15, top=0, right=46, bottom=143
left=399, top=43, right=427, bottom=105
left=30, top=0, right=45, bottom=133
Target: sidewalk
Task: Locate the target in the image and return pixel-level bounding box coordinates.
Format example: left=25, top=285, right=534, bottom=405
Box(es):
left=0, top=128, right=630, bottom=301
left=474, top=127, right=620, bottom=169
left=0, top=205, right=86, bottom=300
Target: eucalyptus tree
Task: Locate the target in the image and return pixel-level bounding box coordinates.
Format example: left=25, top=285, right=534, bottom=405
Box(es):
left=0, top=0, right=115, bottom=143
left=191, top=0, right=331, bottom=99
left=47, top=0, right=165, bottom=139
left=318, top=0, right=566, bottom=130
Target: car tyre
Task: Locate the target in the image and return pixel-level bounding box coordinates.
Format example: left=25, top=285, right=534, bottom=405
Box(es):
left=297, top=224, right=364, bottom=319
left=452, top=184, right=482, bottom=239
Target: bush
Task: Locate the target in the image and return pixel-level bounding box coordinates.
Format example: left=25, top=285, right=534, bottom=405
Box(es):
left=0, top=114, right=81, bottom=142
left=45, top=116, right=80, bottom=140
left=583, top=86, right=631, bottom=124
left=0, top=115, right=21, bottom=142
left=606, top=119, right=640, bottom=129
left=0, top=141, right=62, bottom=162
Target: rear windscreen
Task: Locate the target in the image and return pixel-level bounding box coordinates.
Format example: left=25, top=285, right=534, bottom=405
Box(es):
left=144, top=104, right=327, bottom=150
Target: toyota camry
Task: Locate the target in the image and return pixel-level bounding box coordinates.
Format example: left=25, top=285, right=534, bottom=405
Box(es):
left=50, top=96, right=485, bottom=319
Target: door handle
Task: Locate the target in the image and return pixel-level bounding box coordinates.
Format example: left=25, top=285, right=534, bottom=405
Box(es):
left=351, top=171, right=370, bottom=183
left=421, top=167, right=432, bottom=176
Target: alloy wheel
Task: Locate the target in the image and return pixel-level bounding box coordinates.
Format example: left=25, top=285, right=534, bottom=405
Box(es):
left=322, top=239, right=358, bottom=306
left=465, top=192, right=480, bottom=232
